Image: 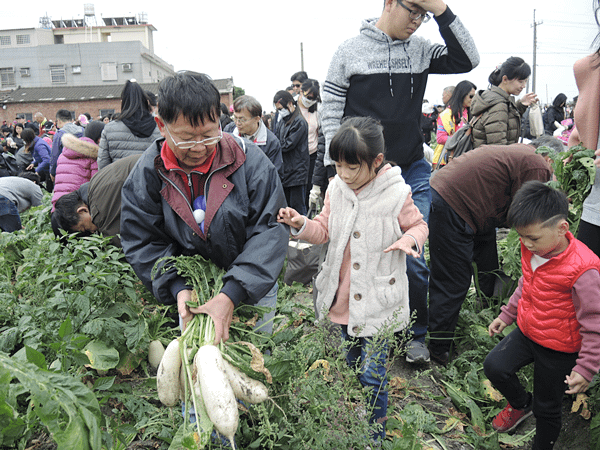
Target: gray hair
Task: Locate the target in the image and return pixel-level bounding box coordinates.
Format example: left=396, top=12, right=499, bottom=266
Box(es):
left=233, top=95, right=262, bottom=118
left=530, top=135, right=566, bottom=155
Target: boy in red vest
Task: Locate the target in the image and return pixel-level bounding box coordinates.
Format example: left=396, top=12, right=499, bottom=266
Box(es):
left=484, top=181, right=600, bottom=449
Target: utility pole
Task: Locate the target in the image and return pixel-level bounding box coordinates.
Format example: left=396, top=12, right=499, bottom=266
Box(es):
left=531, top=9, right=543, bottom=93
left=300, top=42, right=304, bottom=71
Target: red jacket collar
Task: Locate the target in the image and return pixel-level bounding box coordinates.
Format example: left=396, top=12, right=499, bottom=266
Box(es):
left=160, top=141, right=216, bottom=174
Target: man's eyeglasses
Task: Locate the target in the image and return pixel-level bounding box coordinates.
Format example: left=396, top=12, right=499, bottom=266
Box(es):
left=164, top=122, right=223, bottom=149
left=233, top=115, right=249, bottom=124
left=398, top=1, right=431, bottom=23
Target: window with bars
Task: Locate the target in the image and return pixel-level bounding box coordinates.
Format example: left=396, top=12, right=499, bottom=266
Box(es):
left=0, top=68, right=15, bottom=87
left=0, top=36, right=10, bottom=46
left=16, top=35, right=30, bottom=45
left=19, top=68, right=30, bottom=77
left=50, top=65, right=66, bottom=84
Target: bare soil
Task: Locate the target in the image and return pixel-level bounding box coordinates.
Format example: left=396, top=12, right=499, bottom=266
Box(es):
left=388, top=355, right=592, bottom=449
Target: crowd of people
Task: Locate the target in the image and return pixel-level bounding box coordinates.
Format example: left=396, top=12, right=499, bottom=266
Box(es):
left=1, top=0, right=600, bottom=448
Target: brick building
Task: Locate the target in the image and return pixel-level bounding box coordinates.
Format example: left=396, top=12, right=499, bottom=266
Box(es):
left=0, top=77, right=235, bottom=126
left=0, top=7, right=234, bottom=125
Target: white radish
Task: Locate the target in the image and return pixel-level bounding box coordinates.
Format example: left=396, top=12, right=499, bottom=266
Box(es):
left=148, top=340, right=165, bottom=370
left=156, top=339, right=181, bottom=407
left=222, top=359, right=269, bottom=404
left=195, top=345, right=238, bottom=449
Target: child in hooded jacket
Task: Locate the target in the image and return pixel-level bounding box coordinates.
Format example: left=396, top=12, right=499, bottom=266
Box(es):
left=51, top=121, right=105, bottom=210
left=278, top=116, right=428, bottom=442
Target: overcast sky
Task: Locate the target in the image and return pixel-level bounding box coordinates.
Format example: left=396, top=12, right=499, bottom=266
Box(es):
left=2, top=1, right=598, bottom=112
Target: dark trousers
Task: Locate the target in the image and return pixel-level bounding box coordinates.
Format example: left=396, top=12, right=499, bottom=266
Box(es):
left=484, top=327, right=577, bottom=450
left=284, top=185, right=306, bottom=216
left=577, top=220, right=600, bottom=258
left=428, top=189, right=499, bottom=353
left=305, top=151, right=318, bottom=207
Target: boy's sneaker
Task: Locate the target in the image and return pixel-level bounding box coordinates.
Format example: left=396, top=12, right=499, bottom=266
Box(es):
left=405, top=340, right=430, bottom=364
left=491, top=402, right=533, bottom=433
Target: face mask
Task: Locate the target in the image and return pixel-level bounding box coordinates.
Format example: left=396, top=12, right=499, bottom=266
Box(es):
left=278, top=108, right=291, bottom=119
left=301, top=96, right=317, bottom=108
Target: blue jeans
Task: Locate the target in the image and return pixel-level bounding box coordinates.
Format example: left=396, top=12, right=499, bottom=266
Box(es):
left=0, top=195, right=21, bottom=232
left=400, top=158, right=431, bottom=341
left=341, top=325, right=388, bottom=442
left=254, top=282, right=278, bottom=334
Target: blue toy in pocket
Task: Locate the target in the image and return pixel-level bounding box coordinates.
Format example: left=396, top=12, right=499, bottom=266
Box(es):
left=193, top=195, right=206, bottom=233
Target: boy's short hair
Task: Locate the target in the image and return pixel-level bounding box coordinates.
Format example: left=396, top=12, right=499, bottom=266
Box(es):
left=52, top=191, right=86, bottom=238
left=507, top=181, right=569, bottom=229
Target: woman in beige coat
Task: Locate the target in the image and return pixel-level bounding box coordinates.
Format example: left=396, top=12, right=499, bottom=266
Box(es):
left=470, top=57, right=538, bottom=148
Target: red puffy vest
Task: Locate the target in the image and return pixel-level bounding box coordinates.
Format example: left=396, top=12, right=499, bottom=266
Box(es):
left=517, top=232, right=600, bottom=353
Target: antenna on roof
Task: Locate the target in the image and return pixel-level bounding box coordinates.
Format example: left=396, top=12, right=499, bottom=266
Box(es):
left=39, top=13, right=53, bottom=29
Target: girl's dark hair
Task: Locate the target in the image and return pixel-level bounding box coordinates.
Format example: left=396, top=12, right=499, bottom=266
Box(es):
left=21, top=128, right=35, bottom=144
left=113, top=80, right=152, bottom=121
left=273, top=90, right=295, bottom=109
left=507, top=181, right=569, bottom=229
left=488, top=57, right=531, bottom=87
left=158, top=72, right=221, bottom=127
left=447, top=80, right=476, bottom=126
left=300, top=79, right=321, bottom=113
left=329, top=116, right=386, bottom=169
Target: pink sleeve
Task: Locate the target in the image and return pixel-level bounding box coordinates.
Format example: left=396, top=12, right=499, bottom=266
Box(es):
left=498, top=276, right=523, bottom=325
left=571, top=269, right=600, bottom=381
left=397, top=192, right=428, bottom=252
left=436, top=115, right=449, bottom=145
left=294, top=190, right=331, bottom=245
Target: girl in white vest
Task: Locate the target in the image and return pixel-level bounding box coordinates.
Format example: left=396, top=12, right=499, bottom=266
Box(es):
left=278, top=116, right=428, bottom=443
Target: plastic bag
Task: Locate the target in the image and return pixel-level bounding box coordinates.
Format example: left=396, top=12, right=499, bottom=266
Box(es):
left=528, top=103, right=544, bottom=138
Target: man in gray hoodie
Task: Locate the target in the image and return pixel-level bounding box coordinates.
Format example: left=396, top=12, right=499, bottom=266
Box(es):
left=321, top=0, right=479, bottom=364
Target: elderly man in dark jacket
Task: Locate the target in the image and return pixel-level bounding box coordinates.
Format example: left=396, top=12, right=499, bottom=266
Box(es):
left=120, top=72, right=288, bottom=343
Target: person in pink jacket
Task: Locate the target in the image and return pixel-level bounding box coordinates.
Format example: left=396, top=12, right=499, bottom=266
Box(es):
left=51, top=121, right=104, bottom=210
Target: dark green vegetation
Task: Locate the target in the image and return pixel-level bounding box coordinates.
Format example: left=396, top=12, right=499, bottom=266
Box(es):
left=0, top=144, right=597, bottom=449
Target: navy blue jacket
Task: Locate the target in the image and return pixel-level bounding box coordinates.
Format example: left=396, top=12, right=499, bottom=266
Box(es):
left=120, top=133, right=288, bottom=306
left=275, top=107, right=309, bottom=188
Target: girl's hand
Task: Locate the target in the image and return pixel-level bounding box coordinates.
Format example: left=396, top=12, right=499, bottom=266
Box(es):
left=565, top=371, right=589, bottom=394
left=595, top=149, right=600, bottom=169
left=383, top=238, right=420, bottom=258
left=26, top=164, right=34, bottom=171
left=488, top=318, right=508, bottom=336
left=277, top=207, right=305, bottom=230
left=521, top=92, right=538, bottom=107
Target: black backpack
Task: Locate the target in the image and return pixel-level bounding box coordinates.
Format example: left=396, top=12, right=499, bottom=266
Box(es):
left=0, top=152, right=20, bottom=177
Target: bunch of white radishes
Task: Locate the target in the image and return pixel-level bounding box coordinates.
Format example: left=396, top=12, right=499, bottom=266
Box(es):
left=155, top=307, right=269, bottom=449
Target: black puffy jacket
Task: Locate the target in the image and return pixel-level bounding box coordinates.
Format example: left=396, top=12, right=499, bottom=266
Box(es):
left=275, top=107, right=309, bottom=188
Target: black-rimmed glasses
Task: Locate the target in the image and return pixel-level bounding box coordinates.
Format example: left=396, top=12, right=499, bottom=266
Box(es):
left=398, top=1, right=431, bottom=23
